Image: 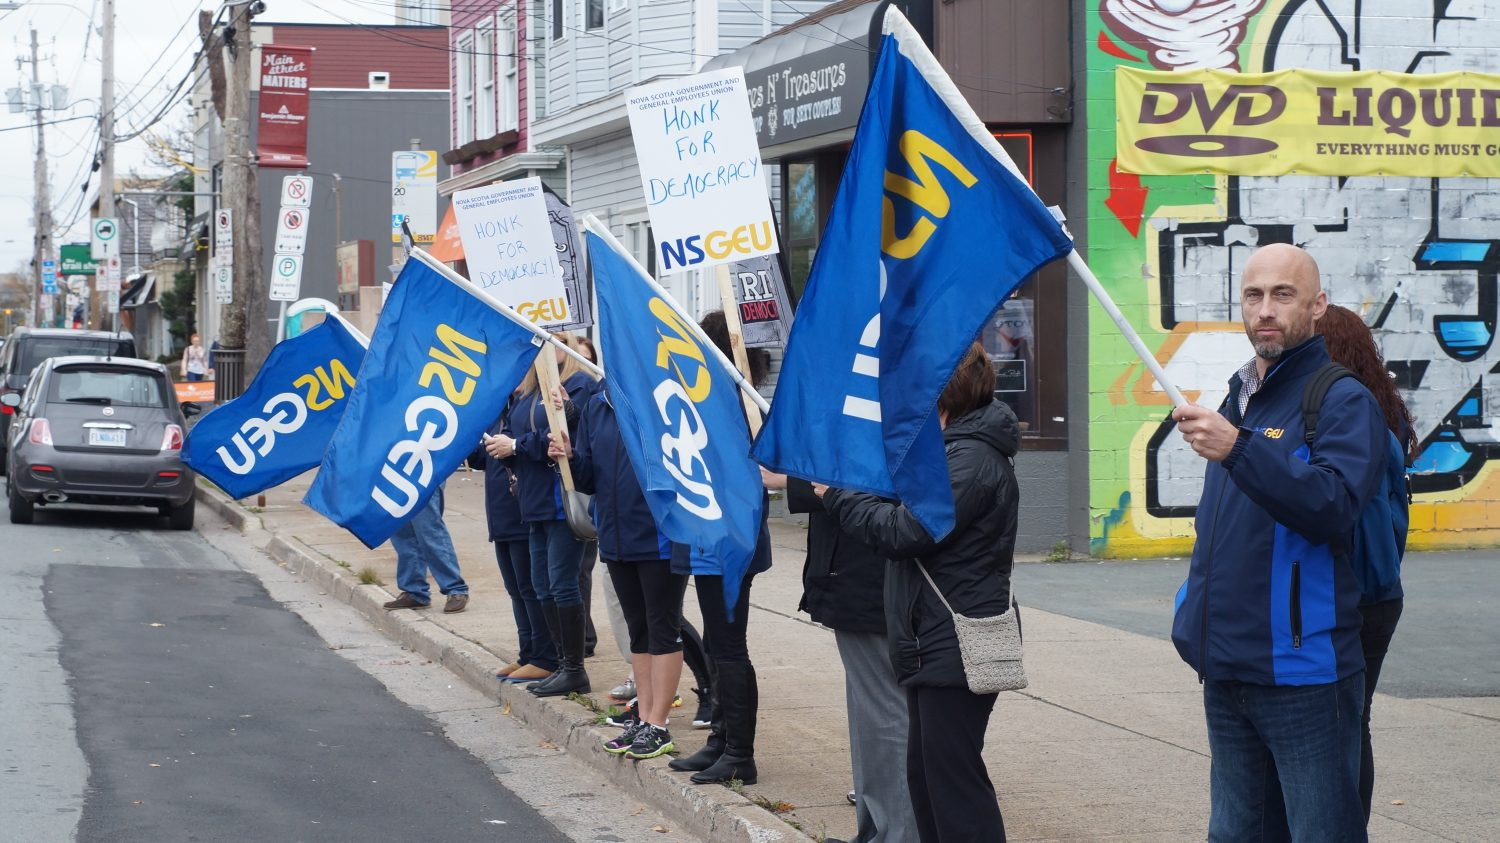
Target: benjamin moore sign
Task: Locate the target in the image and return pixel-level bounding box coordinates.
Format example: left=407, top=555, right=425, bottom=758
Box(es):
left=1117, top=67, right=1500, bottom=178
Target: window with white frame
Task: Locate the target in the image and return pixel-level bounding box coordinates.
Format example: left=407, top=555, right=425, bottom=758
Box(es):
left=586, top=0, right=604, bottom=29
left=476, top=23, right=496, bottom=139
left=499, top=13, right=519, bottom=133
left=456, top=32, right=474, bottom=145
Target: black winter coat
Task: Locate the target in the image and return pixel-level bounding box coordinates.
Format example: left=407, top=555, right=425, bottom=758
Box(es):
left=789, top=477, right=889, bottom=634
left=824, top=400, right=1020, bottom=690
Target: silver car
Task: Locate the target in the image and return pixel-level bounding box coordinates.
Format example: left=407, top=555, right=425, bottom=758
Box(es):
left=3, top=356, right=201, bottom=528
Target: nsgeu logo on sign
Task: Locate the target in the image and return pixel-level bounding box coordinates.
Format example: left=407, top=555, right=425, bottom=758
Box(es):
left=660, top=220, right=775, bottom=270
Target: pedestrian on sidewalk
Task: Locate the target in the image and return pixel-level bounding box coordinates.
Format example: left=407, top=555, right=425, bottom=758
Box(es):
left=381, top=484, right=470, bottom=613
left=1317, top=304, right=1415, bottom=824
left=819, top=342, right=1020, bottom=843
left=181, top=332, right=211, bottom=382
left=488, top=337, right=598, bottom=698
left=550, top=380, right=685, bottom=761
left=1170, top=244, right=1385, bottom=841
left=485, top=402, right=557, bottom=686
left=668, top=312, right=772, bottom=786
left=762, top=466, right=915, bottom=843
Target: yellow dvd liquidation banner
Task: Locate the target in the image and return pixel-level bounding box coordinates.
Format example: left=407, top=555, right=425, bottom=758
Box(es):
left=1116, top=66, right=1500, bottom=178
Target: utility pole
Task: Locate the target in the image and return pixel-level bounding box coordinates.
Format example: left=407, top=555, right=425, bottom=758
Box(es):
left=98, top=0, right=114, bottom=216
left=29, top=27, right=54, bottom=330
left=218, top=0, right=262, bottom=400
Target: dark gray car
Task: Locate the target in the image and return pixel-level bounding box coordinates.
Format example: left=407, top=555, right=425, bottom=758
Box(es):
left=3, top=356, right=200, bottom=528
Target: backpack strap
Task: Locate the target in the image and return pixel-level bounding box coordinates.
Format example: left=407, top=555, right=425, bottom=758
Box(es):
left=1301, top=362, right=1355, bottom=445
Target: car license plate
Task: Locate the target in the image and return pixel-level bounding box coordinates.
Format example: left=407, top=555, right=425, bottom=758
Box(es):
left=88, top=429, right=127, bottom=447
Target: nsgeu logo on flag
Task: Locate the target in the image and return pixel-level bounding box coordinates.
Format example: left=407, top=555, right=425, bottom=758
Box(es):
left=753, top=8, right=1073, bottom=539
left=181, top=318, right=365, bottom=500
left=584, top=226, right=763, bottom=614
left=304, top=253, right=541, bottom=548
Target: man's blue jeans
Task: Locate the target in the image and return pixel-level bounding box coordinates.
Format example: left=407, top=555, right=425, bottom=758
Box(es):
left=390, top=486, right=467, bottom=603
left=1205, top=673, right=1366, bottom=842
left=528, top=519, right=585, bottom=607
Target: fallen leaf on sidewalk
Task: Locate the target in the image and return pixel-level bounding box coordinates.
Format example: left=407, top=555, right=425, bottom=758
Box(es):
left=652, top=825, right=669, bottom=834
left=1391, top=799, right=1405, bottom=806
left=500, top=701, right=512, bottom=716
left=539, top=740, right=557, bottom=750
left=630, top=807, right=645, bottom=816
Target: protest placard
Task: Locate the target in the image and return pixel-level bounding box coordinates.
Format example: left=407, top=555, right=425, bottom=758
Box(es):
left=452, top=177, right=582, bottom=329
left=625, top=68, right=779, bottom=273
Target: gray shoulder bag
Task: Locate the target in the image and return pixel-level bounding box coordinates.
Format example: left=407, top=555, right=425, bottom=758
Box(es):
left=531, top=394, right=596, bottom=541
left=916, top=562, right=1026, bottom=694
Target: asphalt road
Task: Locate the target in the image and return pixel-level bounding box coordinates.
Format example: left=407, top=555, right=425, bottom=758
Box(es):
left=1016, top=549, right=1499, bottom=698
left=0, top=503, right=589, bottom=842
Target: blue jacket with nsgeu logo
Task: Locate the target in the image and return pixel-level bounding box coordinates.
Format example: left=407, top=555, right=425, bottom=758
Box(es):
left=1172, top=336, right=1386, bottom=686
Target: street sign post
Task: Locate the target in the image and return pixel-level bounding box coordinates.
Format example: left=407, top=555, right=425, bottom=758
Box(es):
left=269, top=254, right=304, bottom=301
left=391, top=150, right=439, bottom=244
left=214, top=208, right=234, bottom=252
left=213, top=256, right=234, bottom=304
left=280, top=175, right=313, bottom=208
left=274, top=206, right=309, bottom=254
left=90, top=217, right=119, bottom=260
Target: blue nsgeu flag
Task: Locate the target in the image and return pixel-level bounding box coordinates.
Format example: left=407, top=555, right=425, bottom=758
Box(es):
left=753, top=10, right=1073, bottom=539
left=585, top=226, right=764, bottom=614
left=181, top=317, right=366, bottom=500
left=304, top=252, right=542, bottom=548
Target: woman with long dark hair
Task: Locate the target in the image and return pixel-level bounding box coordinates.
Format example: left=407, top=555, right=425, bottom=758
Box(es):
left=667, top=311, right=773, bottom=785
left=1317, top=304, right=1413, bottom=822
left=818, top=342, right=1019, bottom=842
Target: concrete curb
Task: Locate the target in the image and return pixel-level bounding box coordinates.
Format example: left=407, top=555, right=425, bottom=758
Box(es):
left=196, top=483, right=807, bottom=843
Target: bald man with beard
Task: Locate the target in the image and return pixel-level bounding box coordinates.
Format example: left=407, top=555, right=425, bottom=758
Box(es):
left=1169, top=244, right=1387, bottom=842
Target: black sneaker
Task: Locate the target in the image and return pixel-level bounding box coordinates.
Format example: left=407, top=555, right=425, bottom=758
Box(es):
left=605, top=698, right=640, bottom=729
left=603, top=721, right=647, bottom=754
left=625, top=725, right=674, bottom=760
left=691, top=687, right=713, bottom=728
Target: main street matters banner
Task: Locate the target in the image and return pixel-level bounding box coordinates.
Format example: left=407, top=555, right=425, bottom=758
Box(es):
left=258, top=45, right=313, bottom=169
left=1117, top=66, right=1500, bottom=178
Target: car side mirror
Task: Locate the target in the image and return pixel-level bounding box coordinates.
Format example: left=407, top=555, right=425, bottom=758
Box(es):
left=0, top=392, right=19, bottom=409
left=181, top=401, right=203, bottom=417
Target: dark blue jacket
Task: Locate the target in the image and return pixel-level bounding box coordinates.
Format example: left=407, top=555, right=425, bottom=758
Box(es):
left=483, top=415, right=529, bottom=543
left=571, top=384, right=671, bottom=562
left=1172, top=336, right=1386, bottom=687
left=502, top=371, right=597, bottom=523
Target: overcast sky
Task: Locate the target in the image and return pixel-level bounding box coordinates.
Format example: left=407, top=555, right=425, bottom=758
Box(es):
left=0, top=0, right=408, bottom=274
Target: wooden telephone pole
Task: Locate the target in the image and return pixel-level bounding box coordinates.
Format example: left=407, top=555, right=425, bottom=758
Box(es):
left=216, top=1, right=264, bottom=400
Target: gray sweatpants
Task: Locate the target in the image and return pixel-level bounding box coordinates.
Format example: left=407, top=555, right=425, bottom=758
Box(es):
left=837, top=629, right=918, bottom=843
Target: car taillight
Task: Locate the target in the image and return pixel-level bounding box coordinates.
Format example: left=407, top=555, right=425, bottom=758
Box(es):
left=29, top=418, right=52, bottom=446
left=1, top=403, right=12, bottom=415
left=161, top=424, right=183, bottom=451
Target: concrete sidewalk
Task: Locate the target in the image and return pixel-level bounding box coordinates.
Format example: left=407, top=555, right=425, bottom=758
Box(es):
left=201, top=470, right=1497, bottom=842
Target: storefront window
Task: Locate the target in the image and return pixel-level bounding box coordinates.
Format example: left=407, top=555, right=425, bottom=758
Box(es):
left=977, top=130, right=1067, bottom=445
left=785, top=160, right=819, bottom=301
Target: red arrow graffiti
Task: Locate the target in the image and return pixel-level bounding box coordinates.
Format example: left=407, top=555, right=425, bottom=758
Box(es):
left=1105, top=159, right=1148, bottom=238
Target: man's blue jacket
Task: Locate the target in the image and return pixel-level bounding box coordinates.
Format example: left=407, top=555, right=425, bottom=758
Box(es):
left=1172, top=336, right=1386, bottom=686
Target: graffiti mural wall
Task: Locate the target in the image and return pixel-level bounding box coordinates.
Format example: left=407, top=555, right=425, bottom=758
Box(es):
left=1086, top=0, right=1500, bottom=556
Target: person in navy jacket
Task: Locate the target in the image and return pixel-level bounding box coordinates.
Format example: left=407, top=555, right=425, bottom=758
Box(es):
left=485, top=339, right=597, bottom=698
left=1171, top=244, right=1386, bottom=842
left=484, top=403, right=556, bottom=685
left=550, top=381, right=685, bottom=760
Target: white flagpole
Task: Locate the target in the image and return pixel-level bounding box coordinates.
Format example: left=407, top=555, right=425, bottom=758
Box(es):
left=327, top=311, right=371, bottom=348
left=883, top=6, right=1188, bottom=410
left=579, top=213, right=771, bottom=416
left=409, top=248, right=604, bottom=379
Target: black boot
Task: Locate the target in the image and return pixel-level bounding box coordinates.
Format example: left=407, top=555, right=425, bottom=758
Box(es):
left=691, top=661, right=757, bottom=784
left=528, top=601, right=566, bottom=696
left=668, top=722, right=724, bottom=772
left=534, top=603, right=591, bottom=697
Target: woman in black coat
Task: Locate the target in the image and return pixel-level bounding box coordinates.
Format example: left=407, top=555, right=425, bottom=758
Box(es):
left=817, top=342, right=1020, bottom=843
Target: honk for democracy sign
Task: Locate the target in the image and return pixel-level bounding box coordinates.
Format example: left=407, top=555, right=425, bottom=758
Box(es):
left=626, top=68, right=780, bottom=272
left=1117, top=66, right=1500, bottom=178
left=453, top=177, right=576, bottom=328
